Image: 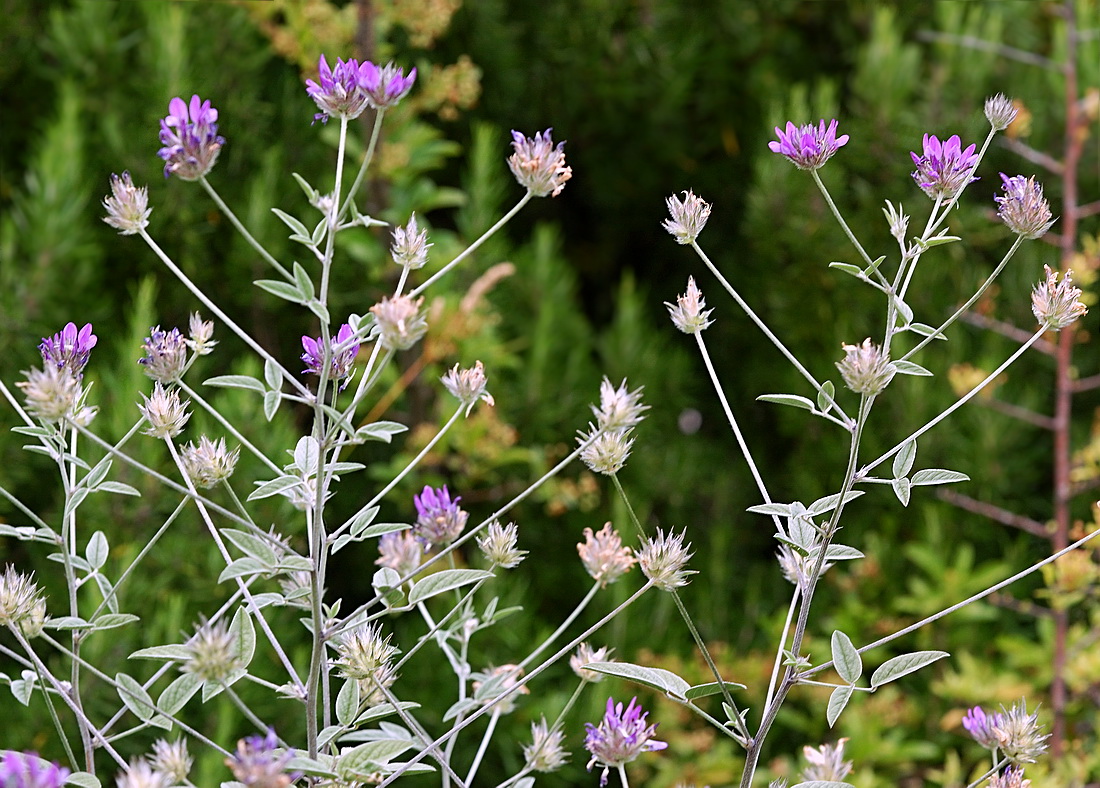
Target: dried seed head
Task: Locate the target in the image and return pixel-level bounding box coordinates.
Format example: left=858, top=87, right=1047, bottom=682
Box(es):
left=524, top=718, right=570, bottom=773
left=836, top=338, right=895, bottom=396
left=18, top=365, right=81, bottom=423
left=182, top=620, right=243, bottom=683
left=507, top=128, right=572, bottom=197
left=477, top=520, right=526, bottom=569
left=1032, top=265, right=1087, bottom=331
left=992, top=700, right=1050, bottom=764
left=334, top=622, right=399, bottom=681
left=662, top=190, right=711, bottom=244
left=637, top=528, right=695, bottom=591
left=570, top=642, right=615, bottom=683
left=369, top=295, right=428, bottom=351
left=577, top=523, right=636, bottom=587
left=103, top=172, right=151, bottom=235
left=984, top=93, right=1019, bottom=132
left=801, top=737, right=853, bottom=782
left=665, top=276, right=714, bottom=334
left=139, top=383, right=191, bottom=439
left=180, top=436, right=239, bottom=489
left=391, top=213, right=432, bottom=269
left=442, top=360, right=494, bottom=416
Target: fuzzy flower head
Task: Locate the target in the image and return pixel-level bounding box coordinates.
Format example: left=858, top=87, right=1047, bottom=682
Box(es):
left=577, top=523, right=636, bottom=586
left=989, top=767, right=1031, bottom=788
left=962, top=705, right=1004, bottom=749
left=187, top=312, right=217, bottom=356
left=524, top=718, right=570, bottom=773
left=0, top=566, right=47, bottom=636
left=305, top=55, right=370, bottom=124
left=801, top=738, right=853, bottom=782
left=17, top=365, right=82, bottom=424
left=301, top=323, right=360, bottom=386
left=150, top=739, right=192, bottom=785
left=996, top=173, right=1055, bottom=239
left=182, top=620, right=243, bottom=683
left=139, top=383, right=191, bottom=439
left=180, top=436, right=239, bottom=489
left=666, top=276, right=714, bottom=334
left=768, top=119, right=849, bottom=170
left=369, top=294, right=428, bottom=351
left=114, top=759, right=168, bottom=788
left=391, top=213, right=432, bottom=269
left=584, top=696, right=668, bottom=786
left=662, top=190, right=712, bottom=244
left=992, top=700, right=1050, bottom=765
left=592, top=378, right=648, bottom=432
left=1032, top=265, right=1087, bottom=331
left=0, top=751, right=71, bottom=788
left=103, top=172, right=151, bottom=235
left=225, top=728, right=300, bottom=788
left=139, top=325, right=189, bottom=384
left=413, top=485, right=468, bottom=546
left=985, top=93, right=1019, bottom=132
left=157, top=95, right=224, bottom=180
left=477, top=520, right=527, bottom=569
left=837, top=338, right=896, bottom=396
left=507, top=128, right=572, bottom=197
left=910, top=134, right=979, bottom=200
left=360, top=60, right=417, bottom=109
left=579, top=427, right=635, bottom=475
left=442, top=360, right=495, bottom=416
left=375, top=530, right=422, bottom=577
left=570, top=642, right=615, bottom=683
left=334, top=622, right=399, bottom=681
left=638, top=528, right=695, bottom=591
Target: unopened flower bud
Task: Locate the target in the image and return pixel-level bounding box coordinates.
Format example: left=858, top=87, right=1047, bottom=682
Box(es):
left=592, top=378, right=647, bottom=432
left=182, top=620, right=243, bottom=683
left=1032, top=265, right=1087, bottom=330
left=0, top=566, right=47, bottom=633
left=507, top=128, right=572, bottom=197
left=139, top=383, right=190, bottom=439
left=477, top=520, right=526, bottom=569
left=334, top=622, right=399, bottom=681
left=103, top=172, right=151, bottom=235
left=665, top=277, right=714, bottom=334
left=637, top=528, right=694, bottom=591
left=472, top=664, right=528, bottom=714
left=662, top=190, right=711, bottom=244
left=996, top=174, right=1055, bottom=239
left=984, top=93, right=1019, bottom=132
left=524, top=718, right=569, bottom=772
left=391, top=214, right=432, bottom=269
left=369, top=295, right=428, bottom=351
left=18, top=365, right=81, bottom=423
left=836, top=338, right=895, bottom=396
left=187, top=313, right=216, bottom=355
left=180, top=436, right=239, bottom=489
left=577, top=523, right=636, bottom=586
left=570, top=642, right=615, bottom=683
left=442, top=360, right=494, bottom=416
left=579, top=427, right=635, bottom=475
left=962, top=705, right=1003, bottom=750
left=882, top=200, right=910, bottom=243
left=992, top=700, right=1050, bottom=764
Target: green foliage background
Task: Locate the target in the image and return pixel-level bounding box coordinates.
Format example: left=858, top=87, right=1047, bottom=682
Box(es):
left=1, top=0, right=1097, bottom=785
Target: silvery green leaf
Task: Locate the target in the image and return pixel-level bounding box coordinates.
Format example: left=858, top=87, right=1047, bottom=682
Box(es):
left=292, top=262, right=315, bottom=300
left=158, top=672, right=202, bottom=714
left=328, top=461, right=366, bottom=475
left=443, top=697, right=479, bottom=722
left=131, top=644, right=191, bottom=661
left=265, top=358, right=283, bottom=392
left=911, top=469, right=970, bottom=486
left=514, top=779, right=535, bottom=788
left=219, top=557, right=267, bottom=583
left=892, top=296, right=914, bottom=325
left=356, top=421, right=409, bottom=443
left=311, top=218, right=327, bottom=247
left=229, top=606, right=256, bottom=666
left=774, top=534, right=810, bottom=556
left=96, top=481, right=140, bottom=496
left=757, top=394, right=815, bottom=411
left=352, top=701, right=422, bottom=726
left=308, top=299, right=331, bottom=324
left=340, top=741, right=414, bottom=776
left=864, top=255, right=886, bottom=277
left=747, top=502, right=792, bottom=517
left=66, top=772, right=102, bottom=788
left=892, top=440, right=917, bottom=479
left=891, top=477, right=911, bottom=506
left=584, top=661, right=690, bottom=700
left=115, top=672, right=157, bottom=722
left=11, top=676, right=34, bottom=705
left=291, top=172, right=319, bottom=202
left=830, top=630, right=862, bottom=684
left=684, top=680, right=747, bottom=700
left=84, top=459, right=113, bottom=491
left=263, top=390, right=281, bottom=421
left=870, top=650, right=949, bottom=689
left=826, top=684, right=854, bottom=728
left=272, top=208, right=310, bottom=240
left=907, top=322, right=946, bottom=339
left=64, top=488, right=89, bottom=520
left=787, top=516, right=817, bottom=550
left=221, top=529, right=279, bottom=566
left=203, top=375, right=266, bottom=394
left=86, top=530, right=109, bottom=570
left=279, top=556, right=313, bottom=573
left=331, top=534, right=354, bottom=554
left=821, top=544, right=864, bottom=561
left=293, top=436, right=320, bottom=476
left=336, top=678, right=360, bottom=727
left=24, top=445, right=60, bottom=460
left=249, top=593, right=286, bottom=608
left=254, top=279, right=307, bottom=305
left=816, top=380, right=836, bottom=412
left=248, top=475, right=301, bottom=501
left=806, top=490, right=864, bottom=517
left=11, top=425, right=52, bottom=437
left=920, top=234, right=961, bottom=248
left=408, top=569, right=494, bottom=605
left=91, top=613, right=138, bottom=630
left=893, top=360, right=932, bottom=376
left=93, top=574, right=118, bottom=614
left=202, top=667, right=246, bottom=700
left=47, top=616, right=90, bottom=630
left=828, top=262, right=863, bottom=279
left=283, top=754, right=337, bottom=778
left=318, top=726, right=342, bottom=749
left=0, top=524, right=41, bottom=540
left=348, top=506, right=380, bottom=536
left=48, top=553, right=90, bottom=572
left=373, top=567, right=405, bottom=609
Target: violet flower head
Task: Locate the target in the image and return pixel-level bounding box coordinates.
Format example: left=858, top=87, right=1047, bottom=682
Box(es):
left=301, top=323, right=360, bottom=386
left=768, top=119, right=849, bottom=171
left=102, top=171, right=151, bottom=235
left=995, top=173, right=1055, bottom=239
left=139, top=325, right=189, bottom=384
left=157, top=95, right=224, bottom=180
left=910, top=133, right=979, bottom=200
left=413, top=485, right=468, bottom=546
left=225, top=728, right=300, bottom=788
left=508, top=128, right=573, bottom=197
left=360, top=61, right=417, bottom=110
left=962, top=705, right=1004, bottom=750
left=584, top=696, right=667, bottom=787
left=0, top=750, right=71, bottom=788
left=39, top=322, right=97, bottom=378
left=376, top=529, right=422, bottom=576
left=305, top=55, right=371, bottom=124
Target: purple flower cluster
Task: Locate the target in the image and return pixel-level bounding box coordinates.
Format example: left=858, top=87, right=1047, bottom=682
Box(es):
left=39, top=322, right=96, bottom=378
left=157, top=95, right=225, bottom=180
left=768, top=119, right=849, bottom=170
left=301, top=323, right=360, bottom=386
left=962, top=705, right=1004, bottom=749
left=413, top=484, right=468, bottom=546
left=0, top=751, right=70, bottom=788
left=306, top=55, right=416, bottom=124
left=584, top=696, right=667, bottom=787
left=225, top=728, right=300, bottom=788
left=910, top=134, right=979, bottom=200
left=995, top=173, right=1055, bottom=239
left=139, top=325, right=189, bottom=384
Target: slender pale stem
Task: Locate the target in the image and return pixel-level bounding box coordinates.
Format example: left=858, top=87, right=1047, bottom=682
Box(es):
left=319, top=115, right=349, bottom=307
left=617, top=764, right=631, bottom=788
left=338, top=109, right=386, bottom=223
left=200, top=177, right=292, bottom=281
left=464, top=709, right=500, bottom=786
left=811, top=169, right=874, bottom=268
left=761, top=588, right=800, bottom=719
left=517, top=581, right=601, bottom=671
